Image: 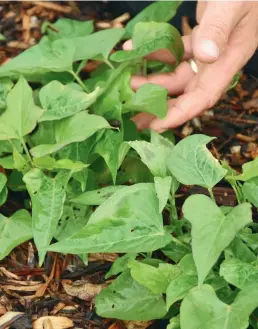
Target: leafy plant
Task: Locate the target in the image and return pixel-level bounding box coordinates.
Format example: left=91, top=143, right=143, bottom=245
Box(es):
left=0, top=3, right=257, bottom=329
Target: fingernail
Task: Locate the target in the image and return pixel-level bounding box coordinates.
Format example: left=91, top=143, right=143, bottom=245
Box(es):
left=200, top=39, right=219, bottom=58
left=123, top=40, right=133, bottom=50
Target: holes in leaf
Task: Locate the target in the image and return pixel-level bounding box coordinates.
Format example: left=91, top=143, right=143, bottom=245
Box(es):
left=112, top=304, right=115, bottom=308
left=97, top=191, right=101, bottom=194
left=130, top=228, right=134, bottom=233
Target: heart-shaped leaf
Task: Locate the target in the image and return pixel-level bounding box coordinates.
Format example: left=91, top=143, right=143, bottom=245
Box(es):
left=0, top=210, right=32, bottom=260
left=48, top=183, right=172, bottom=254
left=183, top=194, right=252, bottom=284
left=167, top=134, right=227, bottom=188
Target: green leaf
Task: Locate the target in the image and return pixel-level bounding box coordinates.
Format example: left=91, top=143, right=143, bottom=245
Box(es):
left=167, top=135, right=227, bottom=188
left=33, top=156, right=88, bottom=172
left=72, top=28, right=125, bottom=62
left=93, top=129, right=124, bottom=184
left=227, top=157, right=258, bottom=182
left=123, top=84, right=168, bottom=119
left=0, top=140, right=21, bottom=155
left=167, top=316, right=180, bottom=329
left=23, top=169, right=70, bottom=265
left=13, top=148, right=30, bottom=173
left=30, top=111, right=110, bottom=158
left=55, top=204, right=92, bottom=241
left=0, top=76, right=43, bottom=140
left=0, top=37, right=74, bottom=78
left=95, top=269, right=166, bottom=321
left=128, top=131, right=174, bottom=177
left=0, top=210, right=32, bottom=260
left=238, top=228, right=258, bottom=251
left=0, top=173, right=7, bottom=206
left=125, top=1, right=182, bottom=38
left=183, top=194, right=252, bottom=284
left=111, top=22, right=183, bottom=63
left=181, top=284, right=258, bottom=329
left=0, top=156, right=14, bottom=169
left=129, top=260, right=182, bottom=294
left=154, top=176, right=172, bottom=212
left=242, top=177, right=258, bottom=207
left=39, top=80, right=101, bottom=121
left=0, top=78, right=13, bottom=110
left=70, top=185, right=126, bottom=206
left=105, top=253, right=137, bottom=279
left=220, top=258, right=258, bottom=289
left=161, top=237, right=192, bottom=263
left=46, top=18, right=94, bottom=41
left=225, top=236, right=256, bottom=263
left=48, top=183, right=172, bottom=254
left=120, top=155, right=153, bottom=183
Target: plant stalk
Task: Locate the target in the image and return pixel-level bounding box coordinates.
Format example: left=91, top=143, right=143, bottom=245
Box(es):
left=21, top=137, right=33, bottom=166
left=208, top=188, right=216, bottom=203
left=70, top=70, right=89, bottom=93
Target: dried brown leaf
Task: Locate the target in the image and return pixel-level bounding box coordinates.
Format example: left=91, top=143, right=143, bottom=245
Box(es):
left=62, top=280, right=107, bottom=302
left=33, top=316, right=73, bottom=329
left=123, top=321, right=153, bottom=329
left=88, top=253, right=118, bottom=263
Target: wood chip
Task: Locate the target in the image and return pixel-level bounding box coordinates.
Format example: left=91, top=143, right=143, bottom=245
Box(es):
left=22, top=13, right=30, bottom=43
left=2, top=283, right=42, bottom=292
left=7, top=41, right=29, bottom=49
left=88, top=253, right=118, bottom=263
left=123, top=321, right=153, bottom=329
left=33, top=316, right=73, bottom=329
left=0, top=312, right=24, bottom=328
left=113, top=13, right=130, bottom=24
left=0, top=267, right=21, bottom=280
left=243, top=97, right=258, bottom=110
left=35, top=254, right=57, bottom=297
left=236, top=133, right=257, bottom=143
left=31, top=1, right=72, bottom=14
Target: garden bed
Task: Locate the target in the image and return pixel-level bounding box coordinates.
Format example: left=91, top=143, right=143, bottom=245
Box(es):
left=0, top=2, right=258, bottom=329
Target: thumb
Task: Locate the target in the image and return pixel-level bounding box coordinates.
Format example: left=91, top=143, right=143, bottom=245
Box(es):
left=193, top=2, right=243, bottom=63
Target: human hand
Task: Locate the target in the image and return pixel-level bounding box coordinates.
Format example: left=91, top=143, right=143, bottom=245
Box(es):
left=124, top=1, right=258, bottom=132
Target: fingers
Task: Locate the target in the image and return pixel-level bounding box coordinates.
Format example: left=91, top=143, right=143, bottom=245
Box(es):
left=123, top=35, right=193, bottom=64
left=131, top=113, right=156, bottom=131
left=193, top=2, right=244, bottom=63
left=149, top=36, right=253, bottom=131
left=131, top=61, right=195, bottom=95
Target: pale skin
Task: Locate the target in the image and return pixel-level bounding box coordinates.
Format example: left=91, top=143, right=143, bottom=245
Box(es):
left=123, top=1, right=258, bottom=132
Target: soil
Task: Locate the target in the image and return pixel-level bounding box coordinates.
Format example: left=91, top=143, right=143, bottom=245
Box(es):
left=0, top=2, right=257, bottom=329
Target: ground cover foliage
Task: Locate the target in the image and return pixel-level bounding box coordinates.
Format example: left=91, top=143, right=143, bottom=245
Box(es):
left=0, top=2, right=258, bottom=328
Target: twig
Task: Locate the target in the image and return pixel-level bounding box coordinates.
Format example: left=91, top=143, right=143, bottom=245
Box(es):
left=31, top=1, right=72, bottom=14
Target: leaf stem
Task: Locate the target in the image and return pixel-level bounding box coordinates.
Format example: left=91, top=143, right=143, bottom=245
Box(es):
left=21, top=137, right=33, bottom=167
left=75, top=59, right=88, bottom=76
left=208, top=188, right=216, bottom=203
left=70, top=70, right=89, bottom=93
left=104, top=59, right=114, bottom=69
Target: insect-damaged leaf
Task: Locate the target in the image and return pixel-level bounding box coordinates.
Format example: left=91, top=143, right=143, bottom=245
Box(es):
left=124, top=1, right=182, bottom=38
left=39, top=80, right=101, bottom=121
left=48, top=183, right=172, bottom=254
left=30, top=111, right=110, bottom=158
left=70, top=185, right=126, bottom=206
left=180, top=284, right=258, bottom=329
left=0, top=210, right=32, bottom=260
left=95, top=269, right=167, bottom=321
left=183, top=194, right=252, bottom=285
left=23, top=169, right=70, bottom=265
left=46, top=18, right=94, bottom=41
left=0, top=37, right=74, bottom=78
left=111, top=22, right=183, bottom=64
left=0, top=76, right=42, bottom=140
left=167, top=134, right=227, bottom=188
